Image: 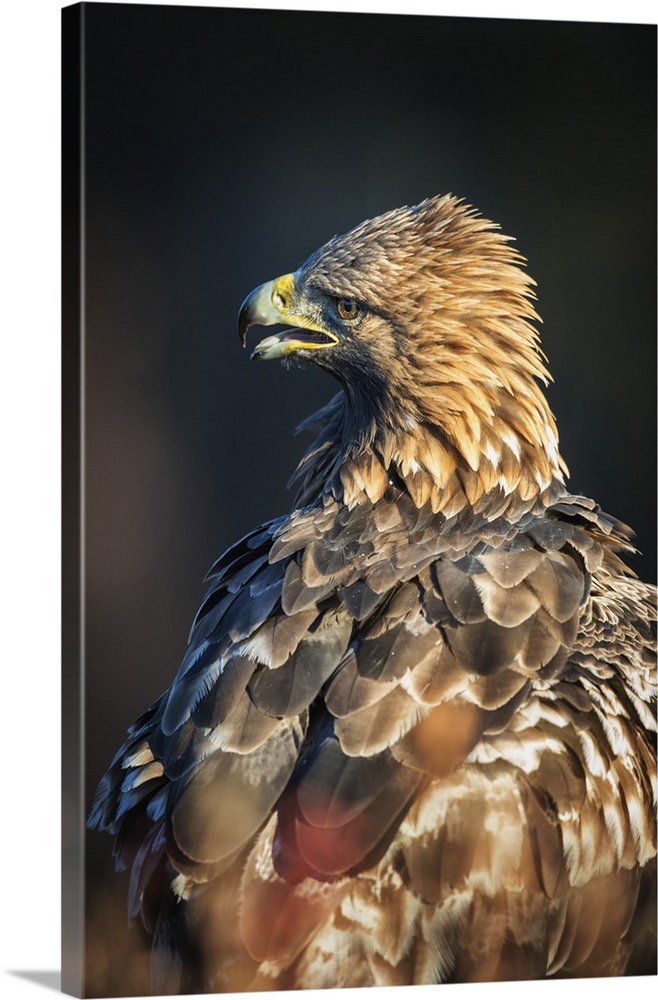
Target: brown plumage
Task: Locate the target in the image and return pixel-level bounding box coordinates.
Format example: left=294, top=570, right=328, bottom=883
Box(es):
left=89, top=195, right=657, bottom=992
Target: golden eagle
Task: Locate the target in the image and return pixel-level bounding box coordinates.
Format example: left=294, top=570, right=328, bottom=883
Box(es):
left=89, top=195, right=657, bottom=991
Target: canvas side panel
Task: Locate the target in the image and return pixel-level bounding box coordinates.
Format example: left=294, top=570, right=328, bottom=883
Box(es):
left=62, top=4, right=84, bottom=996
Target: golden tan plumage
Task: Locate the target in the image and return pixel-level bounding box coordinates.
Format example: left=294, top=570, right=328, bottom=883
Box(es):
left=89, top=195, right=657, bottom=991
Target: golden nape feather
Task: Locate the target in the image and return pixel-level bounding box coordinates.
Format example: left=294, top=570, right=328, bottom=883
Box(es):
left=89, top=194, right=657, bottom=993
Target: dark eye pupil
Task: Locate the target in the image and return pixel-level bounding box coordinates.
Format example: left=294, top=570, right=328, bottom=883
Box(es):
left=338, top=299, right=359, bottom=320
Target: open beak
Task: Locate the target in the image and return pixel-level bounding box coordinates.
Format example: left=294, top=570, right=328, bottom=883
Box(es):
left=237, top=272, right=339, bottom=360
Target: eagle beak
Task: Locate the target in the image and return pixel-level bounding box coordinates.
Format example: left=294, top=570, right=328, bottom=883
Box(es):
left=237, top=272, right=339, bottom=361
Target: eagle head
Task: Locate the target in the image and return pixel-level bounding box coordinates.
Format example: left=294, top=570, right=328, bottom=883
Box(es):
left=238, top=195, right=567, bottom=510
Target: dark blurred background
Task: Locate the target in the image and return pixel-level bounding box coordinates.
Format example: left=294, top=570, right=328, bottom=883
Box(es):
left=71, top=3, right=656, bottom=994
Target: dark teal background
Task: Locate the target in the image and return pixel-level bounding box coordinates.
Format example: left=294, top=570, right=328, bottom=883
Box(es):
left=73, top=4, right=656, bottom=994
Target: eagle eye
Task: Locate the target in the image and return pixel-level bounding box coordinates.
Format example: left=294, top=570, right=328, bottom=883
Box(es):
left=336, top=298, right=361, bottom=322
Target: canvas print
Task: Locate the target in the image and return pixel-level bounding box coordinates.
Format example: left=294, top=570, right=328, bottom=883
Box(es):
left=62, top=3, right=657, bottom=996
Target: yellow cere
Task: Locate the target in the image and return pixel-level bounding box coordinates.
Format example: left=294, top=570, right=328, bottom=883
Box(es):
left=272, top=272, right=338, bottom=349
left=272, top=272, right=296, bottom=312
